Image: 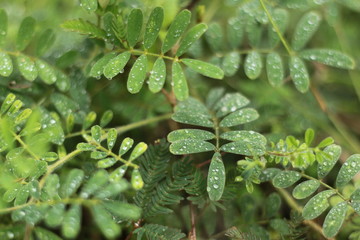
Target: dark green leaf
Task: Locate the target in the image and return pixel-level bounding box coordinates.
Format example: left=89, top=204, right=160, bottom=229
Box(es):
left=302, top=190, right=335, bottom=220
left=219, top=108, right=259, bottom=127
left=182, top=58, right=224, bottom=79
left=176, top=23, right=207, bottom=57
left=268, top=9, right=289, bottom=48
left=144, top=7, right=164, bottom=49
left=168, top=129, right=215, bottom=142
left=300, top=49, right=355, bottom=69
left=127, top=9, right=143, bottom=47
left=60, top=169, right=84, bottom=198
left=227, top=17, right=244, bottom=49
left=244, top=51, right=262, bottom=80
left=205, top=22, right=223, bottom=52
left=92, top=205, right=121, bottom=238
left=292, top=180, right=320, bottom=199
left=35, top=227, right=62, bottom=240
left=266, top=52, right=284, bottom=87
left=292, top=11, right=321, bottom=51
left=172, top=61, right=189, bottom=101
left=214, top=93, right=249, bottom=117
left=103, top=201, right=141, bottom=220
left=62, top=204, right=81, bottom=238
left=336, top=154, right=360, bottom=187
left=273, top=171, right=301, bottom=188
left=103, top=52, right=131, bottom=79
left=149, top=57, right=166, bottom=93
left=323, top=201, right=347, bottom=238
left=220, top=140, right=266, bottom=156
left=16, top=16, right=36, bottom=51
left=170, top=139, right=215, bottom=155
left=36, top=29, right=56, bottom=56
left=80, top=170, right=108, bottom=198
left=127, top=54, right=147, bottom=94
left=207, top=153, right=226, bottom=201
left=289, top=56, right=309, bottom=93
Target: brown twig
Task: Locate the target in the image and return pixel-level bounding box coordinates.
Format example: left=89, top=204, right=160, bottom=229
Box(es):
left=188, top=203, right=197, bottom=240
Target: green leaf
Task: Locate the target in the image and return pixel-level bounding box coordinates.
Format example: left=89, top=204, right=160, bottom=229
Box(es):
left=317, top=144, right=341, bottom=178
left=273, top=171, right=301, bottom=188
left=127, top=9, right=143, bottom=48
left=36, top=59, right=57, bottom=84
left=302, top=190, right=335, bottom=220
left=95, top=180, right=128, bottom=198
left=36, top=29, right=56, bottom=56
left=91, top=151, right=108, bottom=159
left=292, top=11, right=321, bottom=51
left=317, top=137, right=334, bottom=148
left=16, top=54, right=38, bottom=81
left=104, top=201, right=141, bottom=220
left=149, top=57, right=166, bottom=93
left=40, top=152, right=58, bottom=162
left=97, top=157, right=116, bottom=168
left=207, top=153, right=226, bottom=201
left=219, top=108, right=259, bottom=127
left=80, top=170, right=108, bottom=198
left=336, top=154, right=360, bottom=187
left=44, top=174, right=60, bottom=199
left=0, top=93, right=16, bottom=114
left=172, top=61, right=189, bottom=101
left=170, top=139, right=215, bottom=155
left=16, top=16, right=36, bottom=51
left=35, top=227, right=62, bottom=240
left=214, top=93, right=250, bottom=117
left=60, top=169, right=84, bottom=198
left=260, top=168, right=281, bottom=182
left=172, top=111, right=213, bottom=128
left=83, top=111, right=96, bottom=130
left=62, top=204, right=81, bottom=238
left=131, top=169, right=144, bottom=190
left=0, top=9, right=7, bottom=47
left=176, top=23, right=208, bottom=57
left=266, top=193, right=281, bottom=218
left=119, top=137, right=134, bottom=156
left=222, top=52, right=241, bottom=77
left=80, top=0, right=97, bottom=12
left=221, top=140, right=266, bottom=156
left=162, top=10, right=191, bottom=53
left=305, top=128, right=315, bottom=146
left=55, top=70, right=71, bottom=92
left=92, top=205, right=121, bottom=238
left=0, top=51, right=13, bottom=77
left=61, top=19, right=106, bottom=38
left=110, top=166, right=128, bottom=182
left=168, top=129, right=215, bottom=142
left=182, top=58, right=224, bottom=79
left=205, top=22, right=223, bottom=52
left=244, top=51, right=262, bottom=80
left=127, top=54, right=148, bottom=94
left=206, top=87, right=225, bottom=109
left=292, top=180, right=320, bottom=199
left=323, top=201, right=347, bottom=238
left=91, top=125, right=102, bottom=143
left=266, top=52, right=284, bottom=87
left=175, top=97, right=211, bottom=117
left=289, top=56, right=310, bottom=93
left=77, top=142, right=96, bottom=151
left=44, top=203, right=65, bottom=227
left=220, top=130, right=266, bottom=144
left=129, top=142, right=148, bottom=161
left=90, top=52, right=117, bottom=78
left=268, top=9, right=289, bottom=48
left=227, top=17, right=244, bottom=49
left=300, top=49, right=355, bottom=69
left=100, top=110, right=113, bottom=127
left=103, top=51, right=131, bottom=79
left=144, top=7, right=164, bottom=49
left=107, top=128, right=117, bottom=150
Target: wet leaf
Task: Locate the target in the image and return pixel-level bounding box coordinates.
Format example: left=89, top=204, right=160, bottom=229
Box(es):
left=266, top=52, right=284, bottom=87
left=149, top=57, right=166, bottom=93
left=205, top=22, right=223, bottom=52
left=0, top=51, right=13, bottom=77
left=167, top=129, right=215, bottom=142
left=289, top=56, right=309, bottom=93
left=127, top=9, right=143, bottom=47
left=219, top=108, right=259, bottom=127
left=80, top=0, right=97, bottom=12
left=62, top=204, right=81, bottom=238
left=119, top=137, right=134, bottom=156
left=127, top=54, right=148, bottom=94
left=92, top=205, right=121, bottom=238
left=222, top=52, right=240, bottom=77
left=214, top=93, right=249, bottom=117
left=317, top=144, right=341, bottom=179
left=16, top=54, right=38, bottom=81
left=292, top=180, right=320, bottom=199
left=90, top=52, right=117, bottom=78
left=302, top=190, right=335, bottom=220
left=129, top=142, right=148, bottom=161
left=336, top=154, right=360, bottom=187
left=207, top=153, right=226, bottom=201
left=300, top=49, right=355, bottom=69
left=182, top=58, right=224, bottom=79
left=244, top=51, right=262, bottom=80
left=221, top=140, right=266, bottom=156
left=36, top=29, right=56, bottom=56
left=176, top=23, right=207, bottom=57
left=144, top=7, right=164, bottom=49
left=36, top=59, right=57, bottom=84
left=80, top=170, right=108, bottom=198
left=60, top=169, right=84, bottom=198
left=170, top=139, right=215, bottom=155
left=131, top=169, right=144, bottom=190
left=103, top=52, right=131, bottom=79
left=292, top=11, right=321, bottom=51
left=323, top=201, right=347, bottom=238
left=35, top=227, right=62, bottom=240
left=103, top=201, right=141, bottom=220
left=16, top=16, right=36, bottom=51
left=273, top=171, right=301, bottom=188
left=227, top=17, right=244, bottom=49
left=172, top=61, right=189, bottom=101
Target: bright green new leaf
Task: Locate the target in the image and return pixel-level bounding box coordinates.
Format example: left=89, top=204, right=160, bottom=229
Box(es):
left=207, top=153, right=226, bottom=201
left=302, top=190, right=335, bottom=220
left=107, top=128, right=117, bottom=150
left=16, top=16, right=36, bottom=51
left=36, top=59, right=57, bottom=84
left=103, top=201, right=141, bottom=220
left=149, top=57, right=166, bottom=93
left=103, top=52, right=131, bottom=79
left=127, top=9, right=143, bottom=48
left=317, top=137, right=334, bottom=148
left=60, top=169, right=84, bottom=198
left=162, top=10, right=191, bottom=53
left=289, top=56, right=309, bottom=93
left=16, top=54, right=38, bottom=81
left=244, top=51, right=262, bottom=80
left=0, top=9, right=7, bottom=47
left=172, top=61, right=189, bottom=101
left=336, top=154, right=360, bottom=187
left=90, top=52, right=117, bottom=78
left=0, top=52, right=13, bottom=77
left=35, top=227, right=62, bottom=240
left=36, top=29, right=56, bottom=56
left=219, top=108, right=259, bottom=127
left=317, top=144, right=342, bottom=179
left=182, top=58, right=224, bottom=79
left=300, top=49, right=355, bottom=69
left=167, top=129, right=215, bottom=142
left=80, top=0, right=97, bottom=12
left=268, top=9, right=289, bottom=48
left=83, top=111, right=96, bottom=130
left=222, top=52, right=240, bottom=77
left=92, top=205, right=121, bottom=238
left=292, top=180, right=320, bottom=199
left=205, top=22, right=223, bottom=52
left=214, top=93, right=250, bottom=117
left=0, top=93, right=16, bottom=114
left=129, top=142, right=148, bottom=161
left=131, top=169, right=144, bottom=190
left=61, top=19, right=106, bottom=39
left=323, top=201, right=347, bottom=238
left=305, top=128, right=315, bottom=146
left=266, top=52, right=284, bottom=87
left=144, top=7, right=164, bottom=49
left=221, top=140, right=266, bottom=156
left=127, top=54, right=148, bottom=94
left=170, top=139, right=215, bottom=155
left=119, top=137, right=134, bottom=156
left=227, top=17, right=244, bottom=49
left=80, top=170, right=108, bottom=198
left=91, top=125, right=102, bottom=143
left=273, top=171, right=301, bottom=188
left=100, top=110, right=113, bottom=127
left=176, top=23, right=208, bottom=57
left=62, top=204, right=81, bottom=238
left=292, top=11, right=321, bottom=51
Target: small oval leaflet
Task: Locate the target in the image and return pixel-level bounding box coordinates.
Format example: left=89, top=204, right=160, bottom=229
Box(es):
left=214, top=92, right=250, bottom=117
left=207, top=153, right=226, bottom=201
left=292, top=180, right=320, bottom=199
left=97, top=157, right=117, bottom=169
left=127, top=54, right=148, bottom=94
left=219, top=108, right=259, bottom=127
left=36, top=29, right=56, bottom=56
left=336, top=154, right=360, bottom=188
left=103, top=52, right=131, bottom=79
left=91, top=125, right=102, bottom=144
left=119, top=137, right=134, bottom=156
left=167, top=129, right=215, bottom=142
left=302, top=190, right=335, bottom=220
left=322, top=201, right=348, bottom=238
left=171, top=111, right=213, bottom=128
left=317, top=144, right=342, bottom=179
left=90, top=52, right=117, bottom=78
left=16, top=54, right=38, bottom=81
left=220, top=140, right=266, bottom=156
left=149, top=57, right=166, bottom=93
left=273, top=171, right=301, bottom=188
left=292, top=11, right=321, bottom=51
left=144, top=7, right=164, bottom=49
left=110, top=165, right=128, bottom=182
left=59, top=169, right=84, bottom=198
left=260, top=168, right=281, bottom=182
left=55, top=70, right=71, bottom=92
left=100, top=110, right=113, bottom=127
left=162, top=9, right=191, bottom=53
left=92, top=205, right=121, bottom=238
left=205, top=22, right=223, bottom=52
left=62, top=204, right=81, bottom=238
left=127, top=9, right=143, bottom=48
left=244, top=51, right=262, bottom=80
left=289, top=56, right=310, bottom=93
left=176, top=23, right=208, bottom=57
left=222, top=51, right=241, bottom=77
left=300, top=49, right=355, bottom=70
left=182, top=58, right=224, bottom=80
left=16, top=16, right=36, bottom=51
left=80, top=0, right=97, bottom=12
left=220, top=130, right=266, bottom=144
left=227, top=17, right=244, bottom=49
left=172, top=61, right=189, bottom=101
left=36, top=59, right=57, bottom=84
left=268, top=9, right=289, bottom=48
left=107, top=128, right=117, bottom=150
left=131, top=169, right=144, bottom=190
left=83, top=111, right=97, bottom=130
left=265, top=193, right=282, bottom=218
left=170, top=139, right=215, bottom=155
left=129, top=142, right=148, bottom=161
left=266, top=52, right=284, bottom=87
left=0, top=51, right=13, bottom=77
left=80, top=170, right=108, bottom=198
